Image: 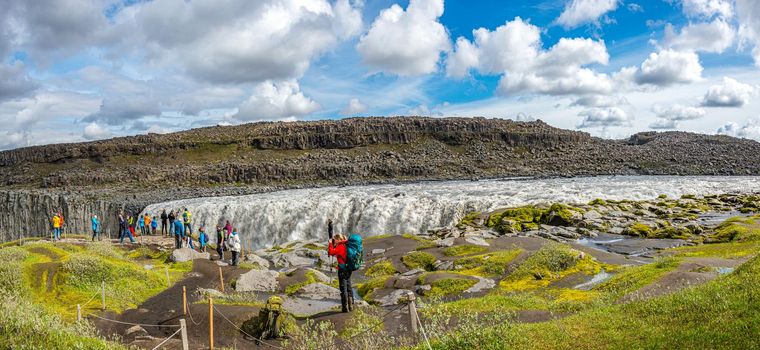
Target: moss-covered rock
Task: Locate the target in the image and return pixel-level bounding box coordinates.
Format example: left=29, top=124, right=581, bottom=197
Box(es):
left=401, top=251, right=437, bottom=271
left=706, top=216, right=760, bottom=243
left=443, top=244, right=488, bottom=257
left=624, top=222, right=655, bottom=237
left=357, top=275, right=391, bottom=298
left=419, top=276, right=477, bottom=297
left=454, top=249, right=522, bottom=276
left=364, top=260, right=397, bottom=278
left=542, top=203, right=584, bottom=226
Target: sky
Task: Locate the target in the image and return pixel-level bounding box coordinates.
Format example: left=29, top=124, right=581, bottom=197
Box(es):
left=1, top=0, right=760, bottom=150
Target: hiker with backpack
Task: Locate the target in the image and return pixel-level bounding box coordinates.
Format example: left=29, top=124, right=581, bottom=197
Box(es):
left=215, top=225, right=225, bottom=260
left=168, top=210, right=176, bottom=235
left=328, top=233, right=363, bottom=313
left=51, top=212, right=61, bottom=241
left=160, top=209, right=168, bottom=236
left=229, top=228, right=241, bottom=266
left=173, top=216, right=185, bottom=249
left=91, top=214, right=99, bottom=241
left=198, top=227, right=208, bottom=253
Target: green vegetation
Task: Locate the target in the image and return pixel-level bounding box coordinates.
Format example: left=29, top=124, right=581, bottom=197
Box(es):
left=401, top=251, right=437, bottom=271
left=625, top=222, right=654, bottom=237
left=669, top=241, right=760, bottom=258
left=442, top=244, right=488, bottom=257
left=453, top=249, right=522, bottom=276
left=458, top=212, right=482, bottom=227
left=357, top=275, right=391, bottom=299
left=414, top=254, right=760, bottom=350
left=500, top=243, right=599, bottom=292
left=365, top=260, right=397, bottom=278
left=284, top=270, right=325, bottom=295
left=402, top=233, right=436, bottom=250
left=594, top=257, right=680, bottom=298
left=487, top=204, right=584, bottom=234
left=421, top=277, right=477, bottom=297
left=707, top=216, right=760, bottom=242
left=588, top=198, right=607, bottom=206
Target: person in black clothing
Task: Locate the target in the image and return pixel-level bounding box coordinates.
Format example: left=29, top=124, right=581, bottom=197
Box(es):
left=160, top=209, right=168, bottom=236
left=215, top=225, right=225, bottom=260
left=168, top=210, right=176, bottom=236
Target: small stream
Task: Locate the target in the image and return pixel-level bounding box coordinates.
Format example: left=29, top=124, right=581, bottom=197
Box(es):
left=574, top=270, right=612, bottom=290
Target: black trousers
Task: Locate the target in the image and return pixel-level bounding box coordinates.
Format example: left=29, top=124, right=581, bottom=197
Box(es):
left=161, top=221, right=168, bottom=235
left=231, top=251, right=239, bottom=266
left=338, top=268, right=353, bottom=312
left=174, top=235, right=182, bottom=249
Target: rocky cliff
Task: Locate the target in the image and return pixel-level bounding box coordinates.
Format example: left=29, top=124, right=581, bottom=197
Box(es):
left=1, top=116, right=759, bottom=242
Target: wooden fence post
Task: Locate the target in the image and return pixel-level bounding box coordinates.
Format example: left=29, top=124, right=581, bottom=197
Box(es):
left=209, top=298, right=214, bottom=350
left=101, top=281, right=106, bottom=310
left=218, top=266, right=225, bottom=293
left=179, top=319, right=189, bottom=350
left=182, top=286, right=187, bottom=316
left=76, top=304, right=81, bottom=322
left=407, top=291, right=418, bottom=333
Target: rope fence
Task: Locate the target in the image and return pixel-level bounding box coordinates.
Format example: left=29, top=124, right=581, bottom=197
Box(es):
left=150, top=327, right=183, bottom=350
left=86, top=313, right=181, bottom=328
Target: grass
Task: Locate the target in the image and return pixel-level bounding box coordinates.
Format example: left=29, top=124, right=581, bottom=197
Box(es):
left=284, top=270, right=324, bottom=295
left=415, top=253, right=760, bottom=350
left=707, top=215, right=760, bottom=243
left=419, top=276, right=477, bottom=297
left=453, top=249, right=522, bottom=277
left=442, top=244, right=488, bottom=257
left=401, top=251, right=437, bottom=271
left=365, top=260, right=397, bottom=278
left=594, top=257, right=681, bottom=298
left=358, top=275, right=391, bottom=299
left=667, top=241, right=760, bottom=258
left=499, top=243, right=594, bottom=292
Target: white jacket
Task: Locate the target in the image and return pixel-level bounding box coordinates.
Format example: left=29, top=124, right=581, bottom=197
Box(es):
left=228, top=233, right=241, bottom=252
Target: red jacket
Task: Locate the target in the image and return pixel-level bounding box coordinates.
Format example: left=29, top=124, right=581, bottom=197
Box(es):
left=328, top=240, right=347, bottom=265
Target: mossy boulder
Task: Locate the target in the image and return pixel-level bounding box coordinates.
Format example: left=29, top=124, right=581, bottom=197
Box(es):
left=358, top=275, right=392, bottom=298
left=417, top=272, right=478, bottom=297
left=401, top=251, right=437, bottom=271
left=453, top=249, right=522, bottom=276
left=623, top=222, right=655, bottom=237
left=542, top=203, right=584, bottom=226
left=706, top=216, right=760, bottom=243
left=365, top=260, right=397, bottom=278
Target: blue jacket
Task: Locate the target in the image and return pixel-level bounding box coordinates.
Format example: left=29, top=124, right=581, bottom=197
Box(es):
left=173, top=219, right=185, bottom=236
left=91, top=217, right=99, bottom=231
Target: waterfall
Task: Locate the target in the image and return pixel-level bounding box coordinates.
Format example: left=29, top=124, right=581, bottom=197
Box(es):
left=142, top=176, right=760, bottom=249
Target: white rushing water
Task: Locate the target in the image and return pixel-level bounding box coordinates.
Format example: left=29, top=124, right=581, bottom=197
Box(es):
left=143, top=176, right=760, bottom=249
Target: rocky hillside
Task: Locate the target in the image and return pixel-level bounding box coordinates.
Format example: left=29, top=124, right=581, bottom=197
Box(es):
left=1, top=116, right=759, bottom=241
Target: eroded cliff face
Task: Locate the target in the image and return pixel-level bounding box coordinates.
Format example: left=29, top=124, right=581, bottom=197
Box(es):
left=1, top=117, right=760, bottom=242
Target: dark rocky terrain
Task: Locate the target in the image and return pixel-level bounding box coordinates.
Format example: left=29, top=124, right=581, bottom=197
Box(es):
left=1, top=116, right=760, bottom=241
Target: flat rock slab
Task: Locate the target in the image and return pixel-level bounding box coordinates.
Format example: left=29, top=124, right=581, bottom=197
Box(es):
left=243, top=253, right=270, bottom=268
left=464, top=236, right=490, bottom=246
left=296, top=283, right=340, bottom=300
left=283, top=297, right=341, bottom=316
left=169, top=248, right=210, bottom=262
left=235, top=269, right=280, bottom=292
left=373, top=288, right=413, bottom=306
left=464, top=276, right=496, bottom=293
left=271, top=252, right=316, bottom=268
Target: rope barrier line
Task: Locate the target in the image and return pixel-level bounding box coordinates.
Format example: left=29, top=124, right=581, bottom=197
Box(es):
left=86, top=313, right=180, bottom=328
left=185, top=299, right=202, bottom=326
left=80, top=291, right=101, bottom=309
left=150, top=327, right=182, bottom=350
left=413, top=305, right=433, bottom=350
left=212, top=305, right=286, bottom=349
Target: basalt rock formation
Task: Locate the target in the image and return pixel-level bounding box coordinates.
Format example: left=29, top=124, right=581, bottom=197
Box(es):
left=1, top=116, right=759, bottom=242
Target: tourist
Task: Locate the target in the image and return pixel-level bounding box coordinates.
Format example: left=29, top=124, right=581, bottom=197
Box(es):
left=58, top=211, right=65, bottom=239
left=224, top=220, right=232, bottom=238
left=91, top=214, right=99, bottom=241
left=173, top=215, right=185, bottom=249
left=128, top=213, right=135, bottom=237
left=160, top=209, right=168, bottom=236
left=168, top=210, right=176, bottom=235
left=144, top=214, right=152, bottom=235
left=328, top=234, right=352, bottom=313
left=198, top=227, right=208, bottom=253
left=183, top=208, right=193, bottom=235
left=215, top=225, right=225, bottom=260
left=119, top=211, right=136, bottom=245
left=229, top=228, right=241, bottom=266
left=138, top=215, right=146, bottom=236
left=151, top=216, right=158, bottom=235
left=51, top=212, right=61, bottom=241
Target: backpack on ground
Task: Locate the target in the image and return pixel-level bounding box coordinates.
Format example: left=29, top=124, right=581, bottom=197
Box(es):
left=345, top=234, right=364, bottom=271
left=255, top=296, right=286, bottom=342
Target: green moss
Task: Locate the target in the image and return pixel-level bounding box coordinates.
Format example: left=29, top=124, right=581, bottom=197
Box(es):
left=443, top=244, right=488, bottom=257
left=401, top=251, right=437, bottom=271
left=421, top=277, right=477, bottom=297
left=707, top=216, right=760, bottom=242
left=595, top=257, right=680, bottom=297
left=458, top=212, right=482, bottom=227
left=284, top=270, right=323, bottom=295
left=302, top=243, right=323, bottom=251
left=658, top=194, right=668, bottom=199
left=402, top=233, right=436, bottom=250
left=588, top=198, right=607, bottom=206
left=500, top=243, right=594, bottom=292
left=668, top=241, right=760, bottom=258
left=365, top=260, right=397, bottom=278
left=454, top=249, right=523, bottom=276
left=357, top=275, right=391, bottom=298
left=487, top=206, right=546, bottom=234
left=625, top=222, right=655, bottom=237
left=543, top=203, right=583, bottom=226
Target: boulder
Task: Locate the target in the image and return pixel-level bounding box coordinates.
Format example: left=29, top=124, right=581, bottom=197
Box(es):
left=375, top=289, right=414, bottom=306
left=433, top=260, right=454, bottom=271
left=235, top=269, right=280, bottom=292
left=464, top=236, right=490, bottom=246
left=271, top=252, right=316, bottom=268
left=124, top=325, right=148, bottom=338
left=464, top=277, right=496, bottom=293
left=371, top=248, right=387, bottom=255
left=169, top=248, right=210, bottom=262
left=433, top=237, right=455, bottom=247
left=295, top=283, right=340, bottom=300
left=243, top=253, right=271, bottom=269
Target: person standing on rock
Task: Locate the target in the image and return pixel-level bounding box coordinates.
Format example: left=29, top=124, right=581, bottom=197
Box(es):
left=119, top=212, right=136, bottom=245
left=161, top=210, right=168, bottom=236
left=183, top=208, right=193, bottom=236
left=91, top=214, right=99, bottom=241
left=215, top=225, right=225, bottom=260
left=224, top=220, right=232, bottom=239
left=328, top=234, right=351, bottom=313
left=143, top=214, right=152, bottom=235
left=168, top=210, right=176, bottom=236
left=228, top=228, right=241, bottom=266
left=58, top=211, right=65, bottom=239
left=51, top=213, right=61, bottom=241
left=151, top=216, right=158, bottom=235
left=173, top=215, right=185, bottom=249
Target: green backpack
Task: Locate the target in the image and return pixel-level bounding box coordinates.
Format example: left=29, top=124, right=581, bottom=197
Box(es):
left=256, top=296, right=286, bottom=342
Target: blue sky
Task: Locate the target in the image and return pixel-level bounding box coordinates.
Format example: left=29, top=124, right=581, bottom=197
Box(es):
left=1, top=0, right=760, bottom=150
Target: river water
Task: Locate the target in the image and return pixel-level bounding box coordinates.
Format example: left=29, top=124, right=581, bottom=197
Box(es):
left=142, top=176, right=760, bottom=249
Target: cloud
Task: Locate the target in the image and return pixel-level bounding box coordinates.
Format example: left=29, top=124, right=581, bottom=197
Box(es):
left=556, top=0, right=619, bottom=29
left=119, top=0, right=362, bottom=84
left=341, top=98, right=367, bottom=115
left=572, top=95, right=629, bottom=108
left=717, top=119, right=760, bottom=140
left=649, top=104, right=706, bottom=129
left=233, top=80, right=319, bottom=121
left=627, top=3, right=644, bottom=12
left=84, top=96, right=162, bottom=125
left=578, top=107, right=632, bottom=128
left=634, top=49, right=703, bottom=86
left=680, top=0, right=733, bottom=19
left=701, top=77, right=756, bottom=107
left=357, top=0, right=450, bottom=76
left=736, top=0, right=760, bottom=67
left=4, top=91, right=100, bottom=131
left=448, top=18, right=613, bottom=96
left=0, top=62, right=38, bottom=102
left=662, top=19, right=735, bottom=53
left=82, top=122, right=112, bottom=140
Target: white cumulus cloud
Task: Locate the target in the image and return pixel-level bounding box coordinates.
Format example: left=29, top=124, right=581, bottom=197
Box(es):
left=634, top=49, right=703, bottom=86
left=82, top=122, right=112, bottom=140
left=234, top=80, right=319, bottom=121
left=702, top=77, right=756, bottom=107
left=736, top=0, right=760, bottom=67
left=578, top=107, right=632, bottom=128
left=717, top=118, right=760, bottom=140
left=649, top=104, right=706, bottom=129
left=680, top=0, right=733, bottom=18
left=341, top=98, right=368, bottom=115
left=556, top=0, right=619, bottom=29
left=662, top=19, right=735, bottom=53
left=357, top=0, right=450, bottom=76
